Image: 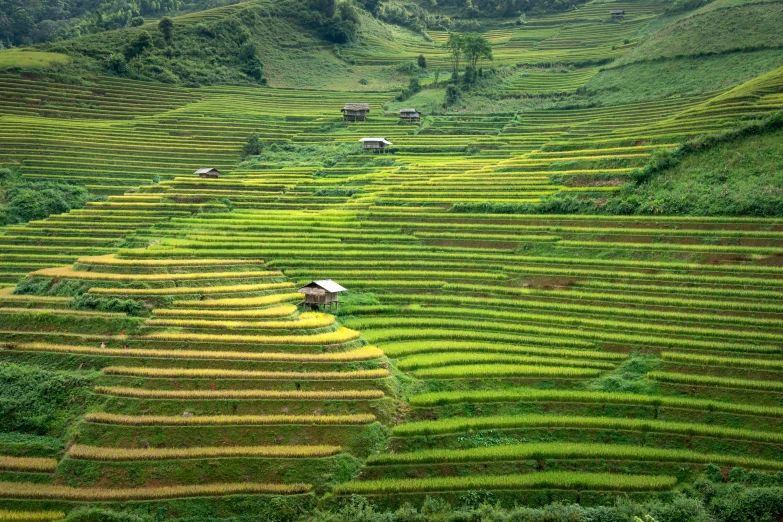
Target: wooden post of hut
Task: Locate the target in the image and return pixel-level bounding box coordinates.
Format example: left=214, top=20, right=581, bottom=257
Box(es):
left=610, top=9, right=625, bottom=17
left=359, top=138, right=393, bottom=154
left=399, top=108, right=421, bottom=123
left=195, top=168, right=221, bottom=178
left=297, top=280, right=347, bottom=312
left=342, top=103, right=370, bottom=122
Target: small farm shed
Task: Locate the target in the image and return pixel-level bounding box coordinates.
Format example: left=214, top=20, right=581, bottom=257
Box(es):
left=610, top=9, right=625, bottom=17
left=195, top=168, right=221, bottom=178
left=298, top=280, right=347, bottom=311
left=342, top=103, right=370, bottom=122
left=359, top=138, right=393, bottom=153
left=399, top=108, right=421, bottom=123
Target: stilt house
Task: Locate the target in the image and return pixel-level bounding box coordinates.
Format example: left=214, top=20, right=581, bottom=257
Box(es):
left=298, top=280, right=347, bottom=311
left=342, top=103, right=370, bottom=122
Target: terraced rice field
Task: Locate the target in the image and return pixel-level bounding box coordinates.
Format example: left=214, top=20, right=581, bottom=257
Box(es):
left=2, top=0, right=783, bottom=513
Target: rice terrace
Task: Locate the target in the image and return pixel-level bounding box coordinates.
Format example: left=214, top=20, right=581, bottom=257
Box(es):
left=0, top=0, right=782, bottom=520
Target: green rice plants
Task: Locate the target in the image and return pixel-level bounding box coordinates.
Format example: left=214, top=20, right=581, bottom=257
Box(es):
left=392, top=414, right=783, bottom=443
left=397, top=352, right=617, bottom=371
left=68, top=444, right=341, bottom=461
left=92, top=386, right=386, bottom=400
left=333, top=472, right=677, bottom=494
left=382, top=340, right=616, bottom=359
left=0, top=481, right=311, bottom=500
left=408, top=388, right=783, bottom=417
left=660, top=352, right=783, bottom=371
left=412, top=364, right=603, bottom=379
left=647, top=372, right=783, bottom=391
left=84, top=412, right=376, bottom=426
left=365, top=442, right=783, bottom=470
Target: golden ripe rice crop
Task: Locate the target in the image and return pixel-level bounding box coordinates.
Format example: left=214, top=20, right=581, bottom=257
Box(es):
left=4, top=342, right=384, bottom=362
left=144, top=312, right=334, bottom=330
left=0, top=511, right=65, bottom=522
left=0, top=481, right=311, bottom=500
left=143, top=326, right=361, bottom=345
left=102, top=366, right=390, bottom=379
left=78, top=255, right=263, bottom=266
left=85, top=412, right=377, bottom=425
left=93, top=386, right=386, bottom=400
left=172, top=293, right=303, bottom=307
left=152, top=305, right=298, bottom=318
left=68, top=444, right=342, bottom=461
left=90, top=282, right=293, bottom=295
left=0, top=456, right=58, bottom=473
left=32, top=267, right=281, bottom=281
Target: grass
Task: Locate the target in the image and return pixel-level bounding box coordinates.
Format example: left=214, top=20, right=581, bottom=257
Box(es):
left=0, top=50, right=71, bottom=69
left=647, top=372, right=783, bottom=392
left=334, top=472, right=677, bottom=494
left=68, top=444, right=342, bottom=461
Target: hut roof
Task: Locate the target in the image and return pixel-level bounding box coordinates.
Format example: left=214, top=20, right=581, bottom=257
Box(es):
left=195, top=168, right=221, bottom=175
left=298, top=280, right=347, bottom=295
left=342, top=103, right=370, bottom=112
left=609, top=9, right=625, bottom=13
left=399, top=108, right=418, bottom=113
left=359, top=137, right=393, bottom=145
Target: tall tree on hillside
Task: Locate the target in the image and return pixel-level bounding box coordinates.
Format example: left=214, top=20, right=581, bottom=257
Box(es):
left=444, top=33, right=465, bottom=80
left=158, top=16, right=174, bottom=42
left=462, top=33, right=493, bottom=69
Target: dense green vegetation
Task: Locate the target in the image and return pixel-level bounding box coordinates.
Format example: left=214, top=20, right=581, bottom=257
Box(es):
left=0, top=0, right=242, bottom=46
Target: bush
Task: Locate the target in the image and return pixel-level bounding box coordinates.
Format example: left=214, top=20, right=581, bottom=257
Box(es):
left=70, top=294, right=146, bottom=316
left=0, top=180, right=100, bottom=225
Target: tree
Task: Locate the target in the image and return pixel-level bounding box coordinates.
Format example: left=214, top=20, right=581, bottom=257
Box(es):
left=462, top=32, right=493, bottom=70
left=417, top=54, right=427, bottom=69
left=242, top=133, right=262, bottom=158
left=124, top=31, right=152, bottom=60
left=130, top=16, right=145, bottom=27
left=158, top=16, right=174, bottom=42
left=443, top=33, right=464, bottom=80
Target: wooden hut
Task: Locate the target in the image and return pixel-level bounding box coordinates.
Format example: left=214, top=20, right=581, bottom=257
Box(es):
left=359, top=138, right=393, bottom=153
left=399, top=108, right=421, bottom=123
left=342, top=103, right=370, bottom=122
left=297, top=280, right=347, bottom=311
left=610, top=9, right=625, bottom=17
left=195, top=168, right=221, bottom=178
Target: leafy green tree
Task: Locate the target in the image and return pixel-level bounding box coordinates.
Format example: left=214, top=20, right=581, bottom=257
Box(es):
left=242, top=132, right=262, bottom=158
left=124, top=30, right=152, bottom=60
left=444, top=32, right=465, bottom=80
left=462, top=32, right=493, bottom=69
left=417, top=54, right=427, bottom=68
left=130, top=16, right=145, bottom=27
left=158, top=16, right=174, bottom=41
